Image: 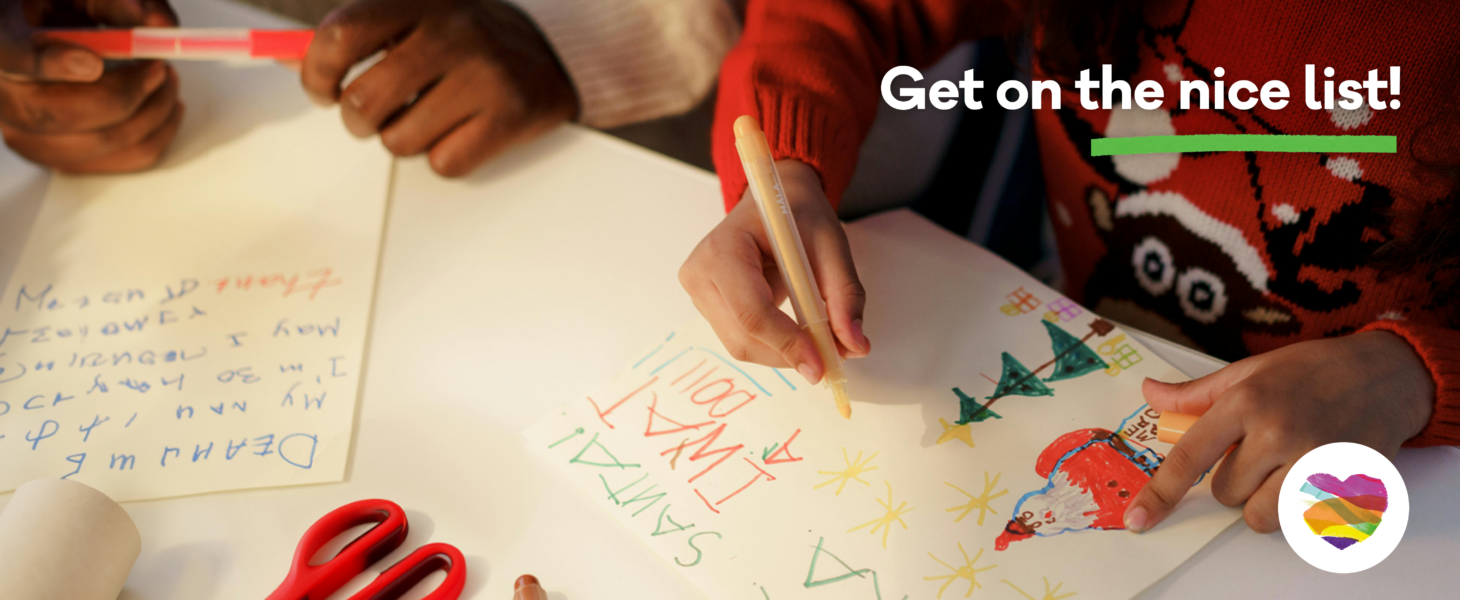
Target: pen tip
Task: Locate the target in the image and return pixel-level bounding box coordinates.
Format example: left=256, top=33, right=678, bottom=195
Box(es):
left=832, top=384, right=852, bottom=419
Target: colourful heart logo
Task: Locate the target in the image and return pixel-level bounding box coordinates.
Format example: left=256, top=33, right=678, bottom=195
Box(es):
left=1299, top=473, right=1387, bottom=550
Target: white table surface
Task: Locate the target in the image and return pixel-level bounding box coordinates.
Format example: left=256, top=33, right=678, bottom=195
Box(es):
left=1, top=1, right=1457, bottom=598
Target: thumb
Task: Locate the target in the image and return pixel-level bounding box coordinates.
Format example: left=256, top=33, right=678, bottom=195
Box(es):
left=1124, top=406, right=1242, bottom=533
left=2, top=1, right=103, bottom=82
left=0, top=32, right=104, bottom=82
left=1141, top=360, right=1255, bottom=416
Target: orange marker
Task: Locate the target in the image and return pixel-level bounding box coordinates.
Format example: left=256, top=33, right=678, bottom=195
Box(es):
left=1156, top=411, right=1198, bottom=444
left=733, top=115, right=853, bottom=418
left=513, top=574, right=547, bottom=600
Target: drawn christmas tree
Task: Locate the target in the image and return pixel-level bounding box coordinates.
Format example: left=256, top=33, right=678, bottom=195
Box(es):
left=1041, top=320, right=1108, bottom=382
left=953, top=387, right=1002, bottom=423
left=953, top=319, right=1113, bottom=426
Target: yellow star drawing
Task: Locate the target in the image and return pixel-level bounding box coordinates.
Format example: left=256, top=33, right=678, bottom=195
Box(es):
left=848, top=481, right=915, bottom=548
left=924, top=543, right=996, bottom=599
left=814, top=448, right=879, bottom=495
left=945, top=472, right=1007, bottom=525
left=1003, top=577, right=1076, bottom=600
left=935, top=418, right=975, bottom=447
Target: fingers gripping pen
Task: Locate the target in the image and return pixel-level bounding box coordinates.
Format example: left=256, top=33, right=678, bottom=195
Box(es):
left=733, top=115, right=853, bottom=419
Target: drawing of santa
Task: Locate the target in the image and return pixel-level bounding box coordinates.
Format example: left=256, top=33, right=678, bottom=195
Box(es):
left=995, top=428, right=1161, bottom=550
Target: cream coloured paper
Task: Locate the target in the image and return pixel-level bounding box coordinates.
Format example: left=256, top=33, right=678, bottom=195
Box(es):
left=0, top=61, right=391, bottom=501
left=0, top=478, right=139, bottom=599
left=526, top=211, right=1241, bottom=599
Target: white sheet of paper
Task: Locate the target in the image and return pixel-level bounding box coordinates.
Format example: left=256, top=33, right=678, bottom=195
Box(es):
left=527, top=210, right=1241, bottom=600
left=0, top=61, right=391, bottom=502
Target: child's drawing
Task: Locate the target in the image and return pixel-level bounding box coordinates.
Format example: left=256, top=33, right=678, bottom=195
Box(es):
left=1000, top=287, right=1043, bottom=316
left=1095, top=334, right=1145, bottom=377
left=945, top=472, right=1007, bottom=526
left=936, top=418, right=977, bottom=447
left=802, top=537, right=908, bottom=599
left=937, top=320, right=1117, bottom=447
left=526, top=214, right=1242, bottom=600
left=803, top=536, right=871, bottom=588
left=815, top=449, right=880, bottom=495
left=995, top=427, right=1162, bottom=550
left=849, top=481, right=915, bottom=548
left=924, top=542, right=997, bottom=598
left=1042, top=297, right=1085, bottom=323
left=1003, top=577, right=1077, bottom=600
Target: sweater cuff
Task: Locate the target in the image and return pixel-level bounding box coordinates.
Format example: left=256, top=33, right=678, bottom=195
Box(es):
left=757, top=93, right=862, bottom=210
left=507, top=0, right=738, bottom=129
left=713, top=88, right=863, bottom=212
left=1361, top=319, right=1460, bottom=447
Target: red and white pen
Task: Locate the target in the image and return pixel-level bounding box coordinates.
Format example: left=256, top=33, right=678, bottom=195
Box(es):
left=39, top=28, right=314, bottom=61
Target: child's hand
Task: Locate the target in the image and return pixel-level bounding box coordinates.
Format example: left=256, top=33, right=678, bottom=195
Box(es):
left=0, top=0, right=183, bottom=173
left=302, top=0, right=578, bottom=177
left=1125, top=331, right=1434, bottom=534
left=679, top=159, right=870, bottom=384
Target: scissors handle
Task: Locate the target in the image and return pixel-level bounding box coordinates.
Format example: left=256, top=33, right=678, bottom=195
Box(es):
left=349, top=542, right=467, bottom=600
left=266, top=499, right=409, bottom=600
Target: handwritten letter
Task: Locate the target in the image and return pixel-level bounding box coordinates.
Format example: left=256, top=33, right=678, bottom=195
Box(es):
left=0, top=62, right=391, bottom=501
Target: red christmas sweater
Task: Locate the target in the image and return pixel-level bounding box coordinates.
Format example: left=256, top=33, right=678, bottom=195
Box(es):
left=712, top=0, right=1460, bottom=446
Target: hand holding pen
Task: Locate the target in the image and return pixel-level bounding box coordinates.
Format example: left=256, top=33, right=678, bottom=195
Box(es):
left=0, top=0, right=183, bottom=172
left=1129, top=331, right=1433, bottom=534
left=680, top=150, right=871, bottom=414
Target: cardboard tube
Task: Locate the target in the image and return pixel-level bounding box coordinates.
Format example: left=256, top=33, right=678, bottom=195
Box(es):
left=0, top=479, right=140, bottom=599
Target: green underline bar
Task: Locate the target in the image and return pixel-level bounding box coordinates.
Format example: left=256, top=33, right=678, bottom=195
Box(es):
left=1091, top=134, right=1396, bottom=156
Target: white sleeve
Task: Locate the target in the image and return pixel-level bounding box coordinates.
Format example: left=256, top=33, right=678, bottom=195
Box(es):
left=507, top=0, right=740, bottom=129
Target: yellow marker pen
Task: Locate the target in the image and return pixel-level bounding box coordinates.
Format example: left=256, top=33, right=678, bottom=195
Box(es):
left=733, top=115, right=853, bottom=419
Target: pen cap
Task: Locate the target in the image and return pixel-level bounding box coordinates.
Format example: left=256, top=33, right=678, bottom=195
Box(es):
left=251, top=29, right=314, bottom=59
left=1156, top=411, right=1199, bottom=444
left=732, top=116, right=827, bottom=327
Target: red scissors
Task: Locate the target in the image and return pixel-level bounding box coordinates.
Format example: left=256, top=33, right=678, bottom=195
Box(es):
left=266, top=499, right=467, bottom=600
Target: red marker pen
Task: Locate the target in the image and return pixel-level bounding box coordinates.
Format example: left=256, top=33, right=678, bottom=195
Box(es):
left=39, top=28, right=314, bottom=61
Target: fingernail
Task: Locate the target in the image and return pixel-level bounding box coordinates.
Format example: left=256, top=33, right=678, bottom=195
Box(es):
left=41, top=47, right=103, bottom=81
left=851, top=319, right=869, bottom=351
left=429, top=152, right=455, bottom=175
left=1125, top=506, right=1148, bottom=533
left=62, top=49, right=103, bottom=80
left=347, top=91, right=366, bottom=110
left=796, top=363, right=819, bottom=385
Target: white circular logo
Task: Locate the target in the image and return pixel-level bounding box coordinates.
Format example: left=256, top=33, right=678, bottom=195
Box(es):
left=1278, top=442, right=1408, bottom=573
